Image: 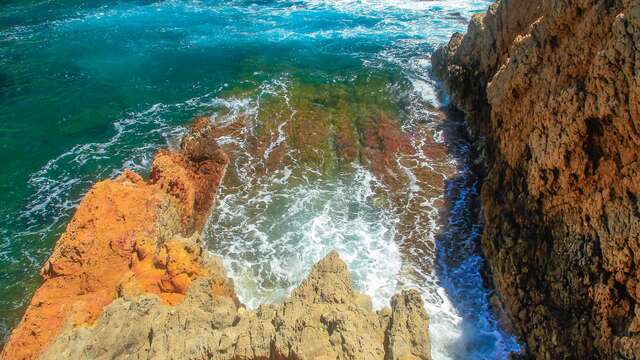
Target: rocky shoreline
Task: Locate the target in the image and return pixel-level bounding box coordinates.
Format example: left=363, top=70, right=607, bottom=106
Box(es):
left=0, top=118, right=432, bottom=360
left=4, top=0, right=638, bottom=358
left=433, top=0, right=640, bottom=358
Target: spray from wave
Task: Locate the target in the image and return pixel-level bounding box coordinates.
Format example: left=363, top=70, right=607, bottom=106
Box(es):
left=201, top=75, right=520, bottom=359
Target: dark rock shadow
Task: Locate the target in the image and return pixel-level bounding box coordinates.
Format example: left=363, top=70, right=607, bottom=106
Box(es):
left=432, top=104, right=523, bottom=359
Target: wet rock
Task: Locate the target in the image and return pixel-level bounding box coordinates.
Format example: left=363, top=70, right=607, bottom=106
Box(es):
left=434, top=0, right=640, bottom=358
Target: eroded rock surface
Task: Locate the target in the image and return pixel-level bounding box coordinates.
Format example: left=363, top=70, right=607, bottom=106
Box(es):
left=434, top=0, right=640, bottom=358
left=1, top=118, right=232, bottom=360
left=40, top=251, right=431, bottom=360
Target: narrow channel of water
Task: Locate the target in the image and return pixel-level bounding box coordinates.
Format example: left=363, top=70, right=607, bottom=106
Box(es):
left=203, top=74, right=519, bottom=359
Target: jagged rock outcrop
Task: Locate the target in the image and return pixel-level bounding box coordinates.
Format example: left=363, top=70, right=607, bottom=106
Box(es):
left=1, top=116, right=431, bottom=360
left=1, top=118, right=232, bottom=360
left=39, top=251, right=431, bottom=360
left=433, top=0, right=640, bottom=358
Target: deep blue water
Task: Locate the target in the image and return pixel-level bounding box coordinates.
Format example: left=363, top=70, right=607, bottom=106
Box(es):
left=0, top=0, right=520, bottom=358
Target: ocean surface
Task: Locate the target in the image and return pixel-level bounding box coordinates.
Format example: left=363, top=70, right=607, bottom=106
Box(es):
left=0, top=0, right=520, bottom=358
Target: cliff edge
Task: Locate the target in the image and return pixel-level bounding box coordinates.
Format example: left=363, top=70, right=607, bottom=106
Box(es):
left=433, top=0, right=640, bottom=358
left=1, top=117, right=234, bottom=360
left=1, top=117, right=431, bottom=360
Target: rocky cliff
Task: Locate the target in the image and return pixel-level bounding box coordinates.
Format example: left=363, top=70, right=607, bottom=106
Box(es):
left=433, top=0, right=640, bottom=358
left=1, top=117, right=431, bottom=360
left=39, top=251, right=430, bottom=360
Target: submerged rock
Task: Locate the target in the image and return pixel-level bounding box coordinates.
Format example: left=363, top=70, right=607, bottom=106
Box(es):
left=1, top=116, right=431, bottom=359
left=434, top=0, right=640, bottom=358
left=40, top=251, right=431, bottom=360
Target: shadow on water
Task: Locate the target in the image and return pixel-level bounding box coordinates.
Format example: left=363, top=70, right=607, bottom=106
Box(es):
left=432, top=104, right=522, bottom=358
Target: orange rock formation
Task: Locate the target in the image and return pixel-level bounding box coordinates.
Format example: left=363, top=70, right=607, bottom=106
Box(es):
left=0, top=117, right=233, bottom=360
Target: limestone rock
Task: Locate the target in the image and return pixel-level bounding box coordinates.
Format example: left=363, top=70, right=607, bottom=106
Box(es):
left=434, top=0, right=640, bottom=358
left=386, top=290, right=431, bottom=360
left=0, top=118, right=230, bottom=360
left=39, top=251, right=431, bottom=360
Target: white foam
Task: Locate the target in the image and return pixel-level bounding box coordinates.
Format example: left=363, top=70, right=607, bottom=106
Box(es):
left=208, top=162, right=403, bottom=309
left=199, top=67, right=522, bottom=357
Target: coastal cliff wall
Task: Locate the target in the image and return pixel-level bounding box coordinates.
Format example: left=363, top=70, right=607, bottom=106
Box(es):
left=433, top=0, right=640, bottom=358
left=0, top=117, right=432, bottom=360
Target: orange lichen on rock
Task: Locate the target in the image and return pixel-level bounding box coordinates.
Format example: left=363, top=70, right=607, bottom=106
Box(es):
left=0, top=117, right=232, bottom=360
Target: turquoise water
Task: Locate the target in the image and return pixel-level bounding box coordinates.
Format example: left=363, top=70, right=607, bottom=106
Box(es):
left=0, top=0, right=520, bottom=358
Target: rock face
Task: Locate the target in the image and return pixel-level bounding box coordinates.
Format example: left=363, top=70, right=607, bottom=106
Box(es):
left=433, top=0, right=640, bottom=358
left=39, top=251, right=431, bottom=360
left=1, top=116, right=431, bottom=360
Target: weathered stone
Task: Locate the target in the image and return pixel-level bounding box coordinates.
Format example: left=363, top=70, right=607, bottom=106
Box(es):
left=0, top=118, right=231, bottom=360
left=386, top=290, right=431, bottom=360
left=39, top=251, right=431, bottom=360
left=434, top=0, right=640, bottom=358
